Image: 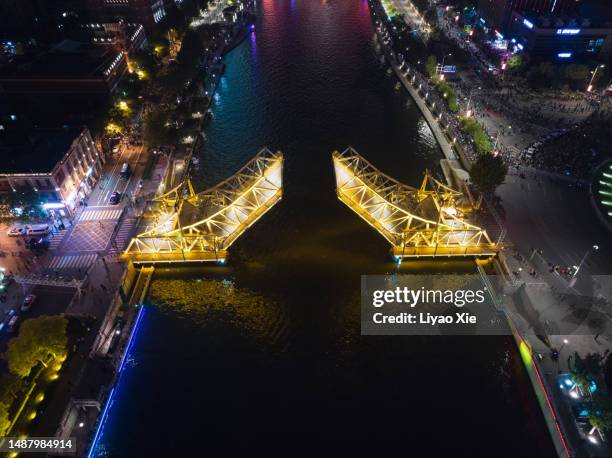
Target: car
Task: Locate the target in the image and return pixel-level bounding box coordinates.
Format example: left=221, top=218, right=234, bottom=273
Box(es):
left=21, top=294, right=36, bottom=312
left=26, top=224, right=49, bottom=236
left=109, top=191, right=121, bottom=205
left=120, top=163, right=131, bottom=179
left=7, top=225, right=25, bottom=237
left=6, top=315, right=19, bottom=333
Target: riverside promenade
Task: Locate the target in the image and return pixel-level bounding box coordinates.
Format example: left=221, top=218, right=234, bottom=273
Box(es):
left=369, top=2, right=583, bottom=456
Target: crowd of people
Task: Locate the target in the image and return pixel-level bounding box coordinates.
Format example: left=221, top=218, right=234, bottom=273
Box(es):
left=381, top=0, right=612, bottom=183
left=521, top=119, right=612, bottom=180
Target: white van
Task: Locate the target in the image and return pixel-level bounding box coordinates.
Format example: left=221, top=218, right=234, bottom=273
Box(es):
left=26, top=224, right=49, bottom=236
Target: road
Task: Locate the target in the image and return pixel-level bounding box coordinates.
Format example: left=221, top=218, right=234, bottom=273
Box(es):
left=499, top=168, right=610, bottom=276
left=0, top=138, right=149, bottom=346
left=392, top=0, right=430, bottom=42
left=88, top=142, right=144, bottom=207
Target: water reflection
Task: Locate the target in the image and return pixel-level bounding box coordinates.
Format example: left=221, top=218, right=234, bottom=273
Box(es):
left=95, top=0, right=557, bottom=455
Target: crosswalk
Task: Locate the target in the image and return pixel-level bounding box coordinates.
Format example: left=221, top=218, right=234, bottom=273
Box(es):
left=77, top=207, right=123, bottom=222
left=48, top=229, right=67, bottom=250
left=110, top=218, right=136, bottom=253
left=48, top=254, right=97, bottom=270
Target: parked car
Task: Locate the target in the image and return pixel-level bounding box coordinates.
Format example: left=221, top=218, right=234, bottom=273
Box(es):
left=6, top=315, right=19, bottom=333
left=26, top=224, right=49, bottom=236
left=109, top=191, right=121, bottom=205
left=7, top=225, right=25, bottom=237
left=21, top=294, right=36, bottom=312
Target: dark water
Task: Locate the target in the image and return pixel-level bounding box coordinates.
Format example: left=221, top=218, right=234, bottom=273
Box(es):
left=94, top=0, right=555, bottom=456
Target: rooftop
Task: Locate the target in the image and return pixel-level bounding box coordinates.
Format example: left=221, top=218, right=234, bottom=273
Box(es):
left=0, top=126, right=83, bottom=175
left=0, top=40, right=120, bottom=80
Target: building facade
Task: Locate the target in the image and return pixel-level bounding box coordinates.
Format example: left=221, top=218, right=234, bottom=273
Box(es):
left=478, top=0, right=583, bottom=33
left=87, top=0, right=167, bottom=31
left=0, top=127, right=104, bottom=217
left=508, top=11, right=612, bottom=60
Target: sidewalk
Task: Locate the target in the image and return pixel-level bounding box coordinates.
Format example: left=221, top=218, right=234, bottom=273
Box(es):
left=501, top=249, right=612, bottom=457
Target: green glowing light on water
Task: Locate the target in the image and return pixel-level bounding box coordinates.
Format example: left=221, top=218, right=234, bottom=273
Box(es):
left=599, top=190, right=612, bottom=196
left=601, top=201, right=612, bottom=207
left=604, top=173, right=612, bottom=179
left=600, top=180, right=612, bottom=188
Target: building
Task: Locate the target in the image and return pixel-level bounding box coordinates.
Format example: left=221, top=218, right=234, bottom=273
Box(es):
left=0, top=126, right=104, bottom=217
left=478, top=0, right=582, bottom=33
left=87, top=0, right=167, bottom=31
left=83, top=22, right=147, bottom=56
left=0, top=40, right=127, bottom=96
left=507, top=11, right=612, bottom=60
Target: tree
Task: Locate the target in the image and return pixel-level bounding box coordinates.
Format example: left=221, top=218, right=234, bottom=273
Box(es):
left=589, top=393, right=612, bottom=434
left=506, top=54, right=524, bottom=74
left=537, top=61, right=554, bottom=80
left=131, top=49, right=157, bottom=76
left=3, top=316, right=68, bottom=378
left=564, top=64, right=589, bottom=82
left=143, top=108, right=177, bottom=147
left=0, top=373, right=22, bottom=404
left=426, top=55, right=437, bottom=78
left=0, top=188, right=46, bottom=220
left=571, top=352, right=603, bottom=392
left=177, top=30, right=204, bottom=67
left=436, top=80, right=458, bottom=112
left=0, top=403, right=10, bottom=436
left=469, top=153, right=508, bottom=196
left=459, top=116, right=491, bottom=154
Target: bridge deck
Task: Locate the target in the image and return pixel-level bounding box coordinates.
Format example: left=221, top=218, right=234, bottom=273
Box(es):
left=127, top=251, right=228, bottom=265
left=333, top=147, right=500, bottom=259
left=123, top=148, right=283, bottom=265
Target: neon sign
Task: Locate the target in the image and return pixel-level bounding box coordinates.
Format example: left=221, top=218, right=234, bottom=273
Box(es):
left=557, top=29, right=580, bottom=35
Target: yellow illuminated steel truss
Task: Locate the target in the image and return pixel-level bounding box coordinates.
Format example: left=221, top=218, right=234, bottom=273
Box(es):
left=332, top=147, right=497, bottom=258
left=123, top=148, right=283, bottom=263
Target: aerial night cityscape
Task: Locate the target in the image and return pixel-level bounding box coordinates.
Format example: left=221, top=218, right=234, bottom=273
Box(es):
left=0, top=0, right=611, bottom=456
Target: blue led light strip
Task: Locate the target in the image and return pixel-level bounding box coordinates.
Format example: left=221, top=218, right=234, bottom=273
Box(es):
left=87, top=305, right=146, bottom=458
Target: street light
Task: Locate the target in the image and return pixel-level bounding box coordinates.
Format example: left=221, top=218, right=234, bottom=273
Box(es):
left=439, top=53, right=452, bottom=80
left=570, top=244, right=599, bottom=286
left=465, top=86, right=481, bottom=117
left=587, top=64, right=605, bottom=92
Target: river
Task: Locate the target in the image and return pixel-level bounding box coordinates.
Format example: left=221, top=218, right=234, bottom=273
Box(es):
left=93, top=0, right=556, bottom=456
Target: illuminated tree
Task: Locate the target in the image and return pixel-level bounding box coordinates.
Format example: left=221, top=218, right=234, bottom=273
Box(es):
left=570, top=352, right=603, bottom=393
left=3, top=316, right=68, bottom=378
left=459, top=116, right=491, bottom=154
left=0, top=403, right=10, bottom=436
left=506, top=54, right=524, bottom=74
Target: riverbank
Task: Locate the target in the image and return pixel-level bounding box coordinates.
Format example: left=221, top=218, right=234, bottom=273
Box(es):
left=368, top=1, right=574, bottom=456
left=75, top=16, right=254, bottom=458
